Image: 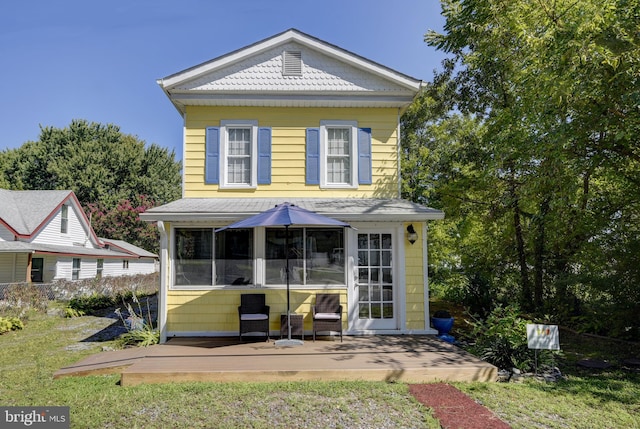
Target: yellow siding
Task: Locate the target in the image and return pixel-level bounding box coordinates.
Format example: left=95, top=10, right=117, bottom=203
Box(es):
left=403, top=222, right=426, bottom=330
left=166, top=287, right=347, bottom=334
left=183, top=106, right=399, bottom=198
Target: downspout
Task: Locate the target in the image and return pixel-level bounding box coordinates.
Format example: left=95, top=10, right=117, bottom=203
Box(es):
left=397, top=108, right=402, bottom=198
left=182, top=113, right=187, bottom=198
left=422, top=222, right=436, bottom=333
left=157, top=221, right=169, bottom=343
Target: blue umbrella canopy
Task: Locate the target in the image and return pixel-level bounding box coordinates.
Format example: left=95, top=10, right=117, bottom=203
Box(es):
left=215, top=202, right=351, bottom=231
left=216, top=203, right=350, bottom=346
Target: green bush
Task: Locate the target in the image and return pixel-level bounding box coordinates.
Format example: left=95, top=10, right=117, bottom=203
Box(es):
left=67, top=293, right=115, bottom=315
left=0, top=316, right=24, bottom=334
left=464, top=305, right=555, bottom=372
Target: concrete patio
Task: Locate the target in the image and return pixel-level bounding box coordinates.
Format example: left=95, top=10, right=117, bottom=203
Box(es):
left=54, top=335, right=497, bottom=386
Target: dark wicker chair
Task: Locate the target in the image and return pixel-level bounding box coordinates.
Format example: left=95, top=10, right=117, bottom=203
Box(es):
left=312, top=293, right=343, bottom=342
left=238, top=294, right=270, bottom=341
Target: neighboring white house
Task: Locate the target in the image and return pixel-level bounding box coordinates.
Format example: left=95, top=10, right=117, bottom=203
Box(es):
left=0, top=189, right=158, bottom=283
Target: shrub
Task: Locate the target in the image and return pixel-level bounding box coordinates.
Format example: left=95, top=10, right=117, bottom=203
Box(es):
left=464, top=305, right=555, bottom=372
left=0, top=284, right=49, bottom=316
left=115, top=295, right=158, bottom=347
left=0, top=316, right=24, bottom=334
left=67, top=293, right=115, bottom=315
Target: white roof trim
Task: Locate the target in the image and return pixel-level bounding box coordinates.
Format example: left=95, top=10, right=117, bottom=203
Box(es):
left=159, top=29, right=422, bottom=92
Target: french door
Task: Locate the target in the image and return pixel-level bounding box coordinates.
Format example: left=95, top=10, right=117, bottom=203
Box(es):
left=351, top=231, right=396, bottom=330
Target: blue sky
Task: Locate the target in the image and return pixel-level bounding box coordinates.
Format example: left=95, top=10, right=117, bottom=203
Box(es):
left=0, top=0, right=447, bottom=159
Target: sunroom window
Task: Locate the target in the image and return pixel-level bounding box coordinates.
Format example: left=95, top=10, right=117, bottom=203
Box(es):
left=265, top=227, right=345, bottom=285
left=175, top=228, right=213, bottom=286
left=215, top=229, right=253, bottom=285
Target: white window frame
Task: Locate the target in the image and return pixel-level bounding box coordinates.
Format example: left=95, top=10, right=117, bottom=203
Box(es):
left=320, top=120, right=358, bottom=189
left=61, top=205, right=69, bottom=234
left=72, top=258, right=81, bottom=280
left=220, top=120, right=258, bottom=189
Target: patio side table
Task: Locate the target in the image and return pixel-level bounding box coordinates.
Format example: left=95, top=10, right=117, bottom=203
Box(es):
left=280, top=313, right=304, bottom=340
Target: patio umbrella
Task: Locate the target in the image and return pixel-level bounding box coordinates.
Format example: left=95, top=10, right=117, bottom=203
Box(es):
left=216, top=202, right=351, bottom=347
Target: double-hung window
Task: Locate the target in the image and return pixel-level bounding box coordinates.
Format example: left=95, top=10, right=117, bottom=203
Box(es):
left=72, top=258, right=81, bottom=280
left=206, top=120, right=272, bottom=188
left=61, top=205, right=68, bottom=233
left=220, top=120, right=258, bottom=188
left=305, top=121, right=371, bottom=188
left=326, top=127, right=352, bottom=185
left=320, top=121, right=357, bottom=188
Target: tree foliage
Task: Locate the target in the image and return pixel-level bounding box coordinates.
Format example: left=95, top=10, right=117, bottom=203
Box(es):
left=404, top=0, right=640, bottom=339
left=0, top=119, right=181, bottom=252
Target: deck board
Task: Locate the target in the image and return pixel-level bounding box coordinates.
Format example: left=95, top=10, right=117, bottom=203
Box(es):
left=55, top=336, right=497, bottom=386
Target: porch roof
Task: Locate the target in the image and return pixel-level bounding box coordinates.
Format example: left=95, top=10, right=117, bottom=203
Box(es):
left=140, top=198, right=444, bottom=223
left=0, top=241, right=155, bottom=259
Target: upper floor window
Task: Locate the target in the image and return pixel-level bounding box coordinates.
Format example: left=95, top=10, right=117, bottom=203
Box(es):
left=206, top=122, right=271, bottom=188
left=306, top=122, right=371, bottom=188
left=61, top=205, right=69, bottom=233
left=325, top=126, right=352, bottom=185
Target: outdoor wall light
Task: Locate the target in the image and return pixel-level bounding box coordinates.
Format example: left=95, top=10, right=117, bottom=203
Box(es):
left=406, top=224, right=418, bottom=245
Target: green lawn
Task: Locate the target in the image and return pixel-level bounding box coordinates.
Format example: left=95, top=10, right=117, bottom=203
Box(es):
left=1, top=308, right=639, bottom=428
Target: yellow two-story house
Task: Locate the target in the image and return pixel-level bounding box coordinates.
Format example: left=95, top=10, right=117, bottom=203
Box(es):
left=142, top=29, right=444, bottom=343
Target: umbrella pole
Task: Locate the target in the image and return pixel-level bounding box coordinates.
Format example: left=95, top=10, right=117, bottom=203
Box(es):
left=275, top=224, right=303, bottom=347
left=286, top=224, right=291, bottom=340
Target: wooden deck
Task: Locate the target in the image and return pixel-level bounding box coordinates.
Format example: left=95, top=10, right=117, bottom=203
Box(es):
left=55, top=336, right=497, bottom=386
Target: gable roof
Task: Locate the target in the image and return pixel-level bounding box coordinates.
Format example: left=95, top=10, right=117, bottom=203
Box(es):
left=158, top=28, right=424, bottom=112
left=0, top=189, right=157, bottom=259
left=0, top=189, right=79, bottom=238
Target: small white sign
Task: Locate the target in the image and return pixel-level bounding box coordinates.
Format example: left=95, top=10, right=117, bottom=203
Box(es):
left=527, top=324, right=560, bottom=350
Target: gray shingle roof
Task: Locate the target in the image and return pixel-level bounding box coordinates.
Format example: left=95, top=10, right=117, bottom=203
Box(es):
left=141, top=198, right=444, bottom=223
left=0, top=189, right=72, bottom=236
left=100, top=238, right=157, bottom=258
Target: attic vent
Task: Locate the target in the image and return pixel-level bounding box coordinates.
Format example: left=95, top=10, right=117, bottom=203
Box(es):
left=282, top=50, right=302, bottom=76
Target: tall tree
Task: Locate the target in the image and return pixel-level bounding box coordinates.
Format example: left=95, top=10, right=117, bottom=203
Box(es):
left=0, top=119, right=182, bottom=252
left=404, top=0, right=640, bottom=338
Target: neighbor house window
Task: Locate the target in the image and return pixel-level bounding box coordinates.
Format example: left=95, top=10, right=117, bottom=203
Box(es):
left=96, top=259, right=103, bottom=279
left=61, top=205, right=68, bottom=233
left=175, top=228, right=212, bottom=286
left=123, top=260, right=129, bottom=270
left=265, top=228, right=345, bottom=286
left=215, top=229, right=253, bottom=285
left=72, top=258, right=81, bottom=280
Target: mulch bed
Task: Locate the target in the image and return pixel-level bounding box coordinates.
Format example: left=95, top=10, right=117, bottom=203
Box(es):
left=409, top=383, right=511, bottom=429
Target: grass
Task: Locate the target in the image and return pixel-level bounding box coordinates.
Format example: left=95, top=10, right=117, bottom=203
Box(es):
left=0, top=311, right=439, bottom=429
left=1, top=300, right=639, bottom=428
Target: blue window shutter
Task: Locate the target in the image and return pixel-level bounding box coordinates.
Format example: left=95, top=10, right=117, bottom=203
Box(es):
left=358, top=127, right=372, bottom=185
left=306, top=128, right=320, bottom=185
left=257, top=127, right=272, bottom=185
left=205, top=127, right=220, bottom=184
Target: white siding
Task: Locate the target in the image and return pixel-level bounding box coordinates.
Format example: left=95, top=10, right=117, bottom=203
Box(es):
left=101, top=258, right=156, bottom=277
left=0, top=253, right=27, bottom=283
left=31, top=204, right=96, bottom=248
left=43, top=255, right=58, bottom=283
left=0, top=225, right=14, bottom=241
